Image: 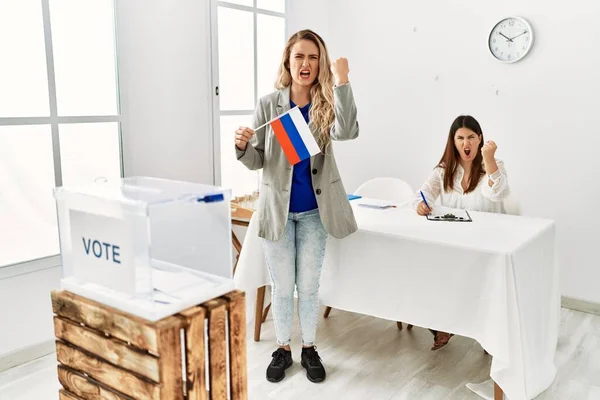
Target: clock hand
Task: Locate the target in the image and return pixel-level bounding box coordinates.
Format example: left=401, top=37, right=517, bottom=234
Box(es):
left=509, top=31, right=528, bottom=40
left=499, top=32, right=513, bottom=42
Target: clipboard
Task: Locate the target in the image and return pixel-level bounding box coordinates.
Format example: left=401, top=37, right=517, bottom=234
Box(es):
left=426, top=209, right=472, bottom=222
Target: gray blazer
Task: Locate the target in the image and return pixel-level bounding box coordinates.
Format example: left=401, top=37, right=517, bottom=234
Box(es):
left=236, top=83, right=360, bottom=241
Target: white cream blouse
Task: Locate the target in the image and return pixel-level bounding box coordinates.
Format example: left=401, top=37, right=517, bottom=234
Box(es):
left=413, top=159, right=510, bottom=214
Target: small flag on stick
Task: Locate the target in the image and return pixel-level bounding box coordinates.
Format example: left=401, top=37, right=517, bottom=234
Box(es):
left=254, top=106, right=320, bottom=165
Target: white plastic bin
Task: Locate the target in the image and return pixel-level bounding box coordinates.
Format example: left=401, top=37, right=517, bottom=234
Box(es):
left=53, top=176, right=234, bottom=321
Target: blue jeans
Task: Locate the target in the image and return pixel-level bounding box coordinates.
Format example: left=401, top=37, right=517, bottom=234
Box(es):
left=262, top=209, right=328, bottom=346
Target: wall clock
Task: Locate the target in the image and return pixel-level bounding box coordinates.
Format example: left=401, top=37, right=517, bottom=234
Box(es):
left=489, top=17, right=534, bottom=63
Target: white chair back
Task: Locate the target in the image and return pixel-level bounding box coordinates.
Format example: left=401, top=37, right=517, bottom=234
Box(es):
left=354, top=177, right=414, bottom=203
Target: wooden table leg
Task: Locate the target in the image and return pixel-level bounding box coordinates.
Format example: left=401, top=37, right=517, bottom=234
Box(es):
left=254, top=286, right=266, bottom=342
left=262, top=303, right=271, bottom=322
left=231, top=230, right=243, bottom=275
left=494, top=381, right=504, bottom=400
left=231, top=230, right=242, bottom=253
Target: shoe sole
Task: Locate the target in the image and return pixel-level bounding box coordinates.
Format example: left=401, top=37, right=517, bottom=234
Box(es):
left=301, top=359, right=326, bottom=383
left=266, top=359, right=293, bottom=383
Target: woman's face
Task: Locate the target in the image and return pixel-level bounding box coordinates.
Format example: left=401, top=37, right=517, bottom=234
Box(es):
left=289, top=39, right=320, bottom=88
left=454, top=127, right=481, bottom=162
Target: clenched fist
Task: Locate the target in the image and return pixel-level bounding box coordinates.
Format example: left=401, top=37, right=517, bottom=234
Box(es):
left=481, top=140, right=497, bottom=161
left=331, top=57, right=350, bottom=86
left=234, top=127, right=255, bottom=151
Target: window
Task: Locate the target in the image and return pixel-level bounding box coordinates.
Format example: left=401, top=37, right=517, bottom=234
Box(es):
left=211, top=0, right=286, bottom=197
left=0, top=0, right=122, bottom=269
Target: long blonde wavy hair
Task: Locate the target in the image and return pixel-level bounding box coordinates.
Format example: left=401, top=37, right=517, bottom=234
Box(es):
left=275, top=30, right=334, bottom=152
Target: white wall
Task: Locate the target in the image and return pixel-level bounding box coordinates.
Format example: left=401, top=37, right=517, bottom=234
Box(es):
left=116, top=0, right=214, bottom=184
left=0, top=267, right=61, bottom=363
left=287, top=0, right=330, bottom=45
left=288, top=0, right=600, bottom=303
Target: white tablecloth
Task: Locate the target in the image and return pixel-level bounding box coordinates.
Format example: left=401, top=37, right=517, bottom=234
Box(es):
left=233, top=199, right=560, bottom=400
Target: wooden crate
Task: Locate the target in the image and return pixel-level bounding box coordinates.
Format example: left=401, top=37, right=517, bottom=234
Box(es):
left=51, top=290, right=247, bottom=400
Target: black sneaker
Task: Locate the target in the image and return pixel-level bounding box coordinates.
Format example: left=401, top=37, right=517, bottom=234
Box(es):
left=266, top=348, right=293, bottom=382
left=301, top=346, right=326, bottom=383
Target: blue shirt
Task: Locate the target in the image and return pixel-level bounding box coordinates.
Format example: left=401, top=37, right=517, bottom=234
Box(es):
left=288, top=100, right=318, bottom=212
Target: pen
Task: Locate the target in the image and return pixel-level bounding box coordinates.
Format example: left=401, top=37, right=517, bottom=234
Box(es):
left=420, top=190, right=431, bottom=211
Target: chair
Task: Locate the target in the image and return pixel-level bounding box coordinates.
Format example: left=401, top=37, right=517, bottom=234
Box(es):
left=354, top=177, right=415, bottom=205
left=323, top=177, right=416, bottom=331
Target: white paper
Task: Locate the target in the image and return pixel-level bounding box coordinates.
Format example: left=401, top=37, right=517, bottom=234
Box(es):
left=357, top=199, right=397, bottom=209
left=69, top=210, right=135, bottom=294
left=153, top=290, right=180, bottom=304
left=152, top=268, right=215, bottom=294
left=466, top=380, right=496, bottom=400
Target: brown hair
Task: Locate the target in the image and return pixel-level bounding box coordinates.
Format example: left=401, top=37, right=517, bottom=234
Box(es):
left=437, top=115, right=485, bottom=194
left=275, top=29, right=334, bottom=152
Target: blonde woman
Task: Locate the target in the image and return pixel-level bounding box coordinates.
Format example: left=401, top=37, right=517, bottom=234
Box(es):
left=235, top=29, right=359, bottom=383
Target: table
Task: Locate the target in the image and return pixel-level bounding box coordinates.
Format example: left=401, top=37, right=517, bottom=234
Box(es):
left=233, top=199, right=560, bottom=400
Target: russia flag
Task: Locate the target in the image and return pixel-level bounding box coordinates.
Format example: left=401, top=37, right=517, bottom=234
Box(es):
left=269, top=107, right=321, bottom=165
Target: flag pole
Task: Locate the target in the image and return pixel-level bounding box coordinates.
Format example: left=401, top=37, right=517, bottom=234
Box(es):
left=252, top=106, right=299, bottom=132
left=252, top=120, right=269, bottom=132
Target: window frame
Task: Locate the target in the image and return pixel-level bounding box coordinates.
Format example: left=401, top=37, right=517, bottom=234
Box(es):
left=0, top=0, right=123, bottom=274
left=209, top=0, right=287, bottom=187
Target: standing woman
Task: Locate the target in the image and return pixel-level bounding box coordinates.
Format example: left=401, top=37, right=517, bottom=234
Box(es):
left=234, top=29, right=359, bottom=383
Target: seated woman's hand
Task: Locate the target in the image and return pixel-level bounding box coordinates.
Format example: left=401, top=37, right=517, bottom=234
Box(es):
left=417, top=201, right=431, bottom=216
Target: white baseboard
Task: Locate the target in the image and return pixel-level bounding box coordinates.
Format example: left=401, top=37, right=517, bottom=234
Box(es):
left=0, top=340, right=55, bottom=373
left=562, top=296, right=600, bottom=316
left=0, top=297, right=597, bottom=373
left=0, top=256, right=60, bottom=280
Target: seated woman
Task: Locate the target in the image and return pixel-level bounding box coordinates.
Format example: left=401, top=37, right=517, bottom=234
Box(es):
left=413, top=115, right=510, bottom=350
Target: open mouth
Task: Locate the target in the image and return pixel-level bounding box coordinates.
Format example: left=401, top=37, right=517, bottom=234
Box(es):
left=464, top=148, right=472, bottom=157
left=300, top=69, right=311, bottom=79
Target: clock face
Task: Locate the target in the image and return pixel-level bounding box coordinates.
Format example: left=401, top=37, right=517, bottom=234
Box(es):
left=489, top=17, right=533, bottom=63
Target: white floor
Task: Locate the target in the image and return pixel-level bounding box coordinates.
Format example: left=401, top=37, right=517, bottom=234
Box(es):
left=1, top=306, right=599, bottom=399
